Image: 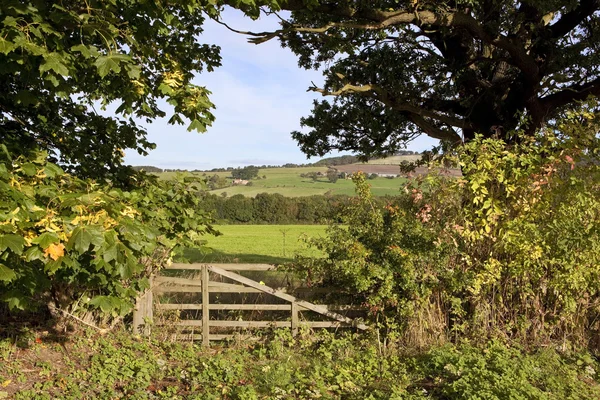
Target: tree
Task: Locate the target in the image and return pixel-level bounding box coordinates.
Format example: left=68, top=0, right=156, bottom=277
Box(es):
left=231, top=0, right=600, bottom=158
left=327, top=168, right=339, bottom=183
left=0, top=0, right=263, bottom=182
left=208, top=174, right=229, bottom=190
left=231, top=165, right=260, bottom=180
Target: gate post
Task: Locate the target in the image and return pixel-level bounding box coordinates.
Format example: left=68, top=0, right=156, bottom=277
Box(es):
left=202, top=265, right=210, bottom=346
left=291, top=302, right=299, bottom=336
left=133, top=275, right=154, bottom=336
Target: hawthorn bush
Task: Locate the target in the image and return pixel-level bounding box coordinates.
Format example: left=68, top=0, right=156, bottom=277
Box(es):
left=0, top=147, right=216, bottom=317
left=296, top=109, right=600, bottom=349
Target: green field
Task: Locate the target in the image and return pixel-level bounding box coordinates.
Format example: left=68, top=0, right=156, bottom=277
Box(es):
left=159, top=166, right=406, bottom=197
left=183, top=225, right=328, bottom=264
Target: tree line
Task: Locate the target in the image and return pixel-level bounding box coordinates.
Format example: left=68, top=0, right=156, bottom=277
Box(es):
left=200, top=192, right=397, bottom=224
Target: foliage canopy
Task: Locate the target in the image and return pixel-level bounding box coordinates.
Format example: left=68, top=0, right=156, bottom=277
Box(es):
left=0, top=0, right=227, bottom=181
left=234, top=0, right=600, bottom=157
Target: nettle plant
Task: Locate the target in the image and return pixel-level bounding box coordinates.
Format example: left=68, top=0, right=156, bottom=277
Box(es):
left=298, top=109, right=600, bottom=347
left=0, top=148, right=216, bottom=316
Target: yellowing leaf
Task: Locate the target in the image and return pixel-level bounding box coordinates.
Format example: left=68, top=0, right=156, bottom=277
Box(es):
left=44, top=243, right=65, bottom=261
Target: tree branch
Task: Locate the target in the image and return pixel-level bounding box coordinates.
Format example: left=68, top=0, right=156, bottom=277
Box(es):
left=549, top=0, right=600, bottom=38
left=224, top=3, right=540, bottom=81
left=309, top=82, right=472, bottom=132
left=540, top=76, right=600, bottom=112
left=408, top=114, right=462, bottom=143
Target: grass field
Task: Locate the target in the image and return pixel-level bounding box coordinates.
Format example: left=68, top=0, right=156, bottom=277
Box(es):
left=183, top=225, right=329, bottom=264
left=159, top=166, right=407, bottom=197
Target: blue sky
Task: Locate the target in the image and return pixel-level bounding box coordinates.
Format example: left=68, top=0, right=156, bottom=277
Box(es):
left=124, top=9, right=438, bottom=170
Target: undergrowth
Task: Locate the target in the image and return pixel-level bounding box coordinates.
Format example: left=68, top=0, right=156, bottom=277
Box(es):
left=1, top=326, right=598, bottom=399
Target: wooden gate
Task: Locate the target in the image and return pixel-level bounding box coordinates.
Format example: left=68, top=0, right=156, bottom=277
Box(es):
left=133, top=263, right=368, bottom=346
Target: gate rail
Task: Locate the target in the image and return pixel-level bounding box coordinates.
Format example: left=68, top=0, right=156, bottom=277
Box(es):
left=133, top=263, right=368, bottom=346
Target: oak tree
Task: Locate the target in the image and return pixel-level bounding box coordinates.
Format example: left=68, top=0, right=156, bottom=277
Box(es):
left=233, top=0, right=600, bottom=157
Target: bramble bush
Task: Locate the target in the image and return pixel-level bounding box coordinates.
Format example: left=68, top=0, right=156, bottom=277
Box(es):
left=0, top=147, right=216, bottom=317
left=296, top=109, right=600, bottom=350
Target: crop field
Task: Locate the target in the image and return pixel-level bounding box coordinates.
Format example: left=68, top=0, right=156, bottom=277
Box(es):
left=183, top=224, right=329, bottom=264
left=159, top=166, right=407, bottom=197
left=364, top=154, right=422, bottom=164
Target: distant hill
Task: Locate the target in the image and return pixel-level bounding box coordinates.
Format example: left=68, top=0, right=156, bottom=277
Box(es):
left=131, top=165, right=163, bottom=173
left=311, top=155, right=359, bottom=166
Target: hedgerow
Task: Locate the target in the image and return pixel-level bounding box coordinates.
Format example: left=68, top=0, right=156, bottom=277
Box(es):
left=295, top=109, right=600, bottom=350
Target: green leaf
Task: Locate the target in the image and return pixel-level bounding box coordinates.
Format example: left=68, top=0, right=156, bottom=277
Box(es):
left=158, top=82, right=174, bottom=95
left=39, top=52, right=69, bottom=76
left=0, top=234, right=26, bottom=255
left=102, top=244, right=118, bottom=263
left=71, top=44, right=95, bottom=58
left=68, top=225, right=104, bottom=253
left=89, top=295, right=119, bottom=313
left=0, top=264, right=16, bottom=283
left=94, top=54, right=130, bottom=78
left=0, top=37, right=16, bottom=54
left=43, top=163, right=64, bottom=178
left=126, top=64, right=141, bottom=79
left=187, top=119, right=207, bottom=133
left=31, top=232, right=60, bottom=248
left=20, top=162, right=37, bottom=176
left=68, top=226, right=92, bottom=253
left=24, top=246, right=44, bottom=262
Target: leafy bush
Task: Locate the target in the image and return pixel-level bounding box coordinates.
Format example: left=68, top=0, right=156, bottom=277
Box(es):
left=0, top=149, right=216, bottom=316
left=295, top=110, right=600, bottom=349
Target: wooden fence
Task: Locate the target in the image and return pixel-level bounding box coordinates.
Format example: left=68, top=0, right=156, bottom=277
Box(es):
left=133, top=263, right=368, bottom=346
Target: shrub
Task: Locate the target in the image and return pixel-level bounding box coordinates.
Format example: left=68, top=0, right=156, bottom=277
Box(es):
left=295, top=108, right=600, bottom=349
left=0, top=149, right=216, bottom=317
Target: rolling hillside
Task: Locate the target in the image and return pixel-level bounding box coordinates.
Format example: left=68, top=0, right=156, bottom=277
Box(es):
left=154, top=155, right=455, bottom=197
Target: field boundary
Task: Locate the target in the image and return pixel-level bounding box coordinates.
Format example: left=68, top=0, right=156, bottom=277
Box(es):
left=133, top=263, right=368, bottom=345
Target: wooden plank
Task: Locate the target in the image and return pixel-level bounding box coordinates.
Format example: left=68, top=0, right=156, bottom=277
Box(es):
left=155, top=303, right=361, bottom=311
left=157, top=303, right=290, bottom=311
left=154, top=285, right=262, bottom=294
left=145, top=279, right=153, bottom=336
left=291, top=302, right=299, bottom=336
left=169, top=333, right=257, bottom=341
left=156, top=278, right=281, bottom=293
left=155, top=285, right=264, bottom=293
left=157, top=303, right=203, bottom=310
left=166, top=263, right=276, bottom=271
left=209, top=321, right=291, bottom=328
left=202, top=265, right=209, bottom=347
left=132, top=292, right=145, bottom=335
left=209, top=304, right=291, bottom=311
left=307, top=321, right=351, bottom=328
left=174, top=320, right=291, bottom=328
left=208, top=265, right=368, bottom=330
left=155, top=276, right=201, bottom=286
